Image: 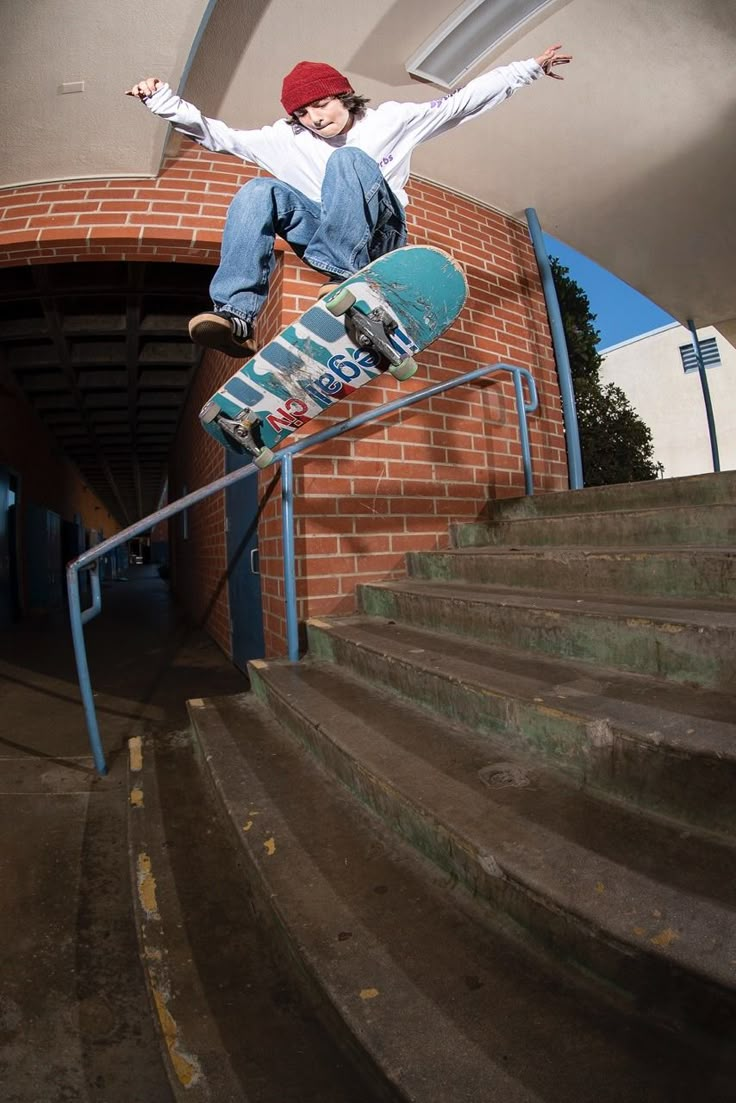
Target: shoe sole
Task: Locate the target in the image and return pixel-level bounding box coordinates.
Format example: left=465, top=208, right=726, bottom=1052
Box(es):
left=316, top=283, right=341, bottom=301
left=189, top=313, right=256, bottom=358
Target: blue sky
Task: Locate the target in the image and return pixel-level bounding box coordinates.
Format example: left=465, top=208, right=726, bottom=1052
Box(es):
left=543, top=234, right=675, bottom=351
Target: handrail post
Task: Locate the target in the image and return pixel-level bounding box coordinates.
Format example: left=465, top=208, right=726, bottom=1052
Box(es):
left=525, top=207, right=584, bottom=490
left=281, top=452, right=299, bottom=661
left=686, top=319, right=720, bottom=473
left=66, top=563, right=107, bottom=775
left=513, top=369, right=534, bottom=496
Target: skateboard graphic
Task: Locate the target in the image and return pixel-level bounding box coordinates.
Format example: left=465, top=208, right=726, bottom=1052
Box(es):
left=199, top=245, right=468, bottom=466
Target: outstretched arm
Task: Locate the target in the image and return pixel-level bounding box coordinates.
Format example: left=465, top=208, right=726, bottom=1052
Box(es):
left=124, top=77, right=262, bottom=159
left=396, top=45, right=572, bottom=147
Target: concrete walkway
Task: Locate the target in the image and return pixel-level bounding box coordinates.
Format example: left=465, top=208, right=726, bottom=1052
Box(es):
left=0, top=565, right=248, bottom=1103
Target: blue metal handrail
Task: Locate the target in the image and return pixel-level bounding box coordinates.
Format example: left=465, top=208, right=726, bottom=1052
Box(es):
left=67, top=361, right=538, bottom=774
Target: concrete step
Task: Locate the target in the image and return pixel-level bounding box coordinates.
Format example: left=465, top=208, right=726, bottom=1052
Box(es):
left=357, top=578, right=736, bottom=690
left=245, top=658, right=736, bottom=1054
left=189, top=688, right=735, bottom=1101
left=407, top=545, right=736, bottom=602
left=126, top=731, right=377, bottom=1103
left=485, top=470, right=736, bottom=522
left=451, top=503, right=736, bottom=549
left=306, top=615, right=736, bottom=837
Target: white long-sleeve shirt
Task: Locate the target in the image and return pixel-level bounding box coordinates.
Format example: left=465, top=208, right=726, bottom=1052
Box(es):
left=144, top=59, right=543, bottom=208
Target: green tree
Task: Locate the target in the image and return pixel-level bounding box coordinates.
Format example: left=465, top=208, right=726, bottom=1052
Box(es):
left=549, top=257, right=660, bottom=486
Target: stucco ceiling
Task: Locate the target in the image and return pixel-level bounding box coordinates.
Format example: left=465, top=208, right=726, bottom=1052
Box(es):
left=2, top=0, right=735, bottom=339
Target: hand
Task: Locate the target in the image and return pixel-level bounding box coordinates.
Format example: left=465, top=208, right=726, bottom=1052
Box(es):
left=125, top=77, right=163, bottom=99
left=535, top=44, right=572, bottom=79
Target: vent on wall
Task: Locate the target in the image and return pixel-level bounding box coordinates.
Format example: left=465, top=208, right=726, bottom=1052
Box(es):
left=405, top=0, right=560, bottom=88
left=679, top=337, right=721, bottom=373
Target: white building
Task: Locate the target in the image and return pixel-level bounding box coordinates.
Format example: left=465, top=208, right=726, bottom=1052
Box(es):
left=599, top=325, right=736, bottom=479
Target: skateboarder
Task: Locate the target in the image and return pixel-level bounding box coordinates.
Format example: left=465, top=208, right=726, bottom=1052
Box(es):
left=126, top=46, right=570, bottom=358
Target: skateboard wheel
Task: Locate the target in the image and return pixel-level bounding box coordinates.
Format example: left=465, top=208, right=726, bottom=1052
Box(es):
left=324, top=289, right=356, bottom=316
left=254, top=447, right=275, bottom=469
left=200, top=400, right=220, bottom=424
left=389, top=357, right=418, bottom=381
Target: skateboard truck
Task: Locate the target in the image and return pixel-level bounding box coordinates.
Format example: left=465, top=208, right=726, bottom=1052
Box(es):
left=199, top=401, right=275, bottom=468
left=350, top=307, right=400, bottom=364
left=324, top=290, right=418, bottom=381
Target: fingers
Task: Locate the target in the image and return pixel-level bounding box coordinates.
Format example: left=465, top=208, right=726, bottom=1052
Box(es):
left=536, top=44, right=572, bottom=79
left=539, top=45, right=571, bottom=62
left=124, top=78, right=162, bottom=99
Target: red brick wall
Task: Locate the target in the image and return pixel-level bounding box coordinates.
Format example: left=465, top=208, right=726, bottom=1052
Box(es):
left=256, top=181, right=567, bottom=653
left=167, top=349, right=229, bottom=653
left=0, top=141, right=567, bottom=658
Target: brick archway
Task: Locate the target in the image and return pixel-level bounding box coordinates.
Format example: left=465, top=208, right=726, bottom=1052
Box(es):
left=0, top=143, right=255, bottom=269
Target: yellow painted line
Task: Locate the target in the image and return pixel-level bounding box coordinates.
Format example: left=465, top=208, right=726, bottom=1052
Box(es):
left=651, top=928, right=679, bottom=948
left=130, top=787, right=144, bottom=808
left=137, top=853, right=160, bottom=919
left=250, top=659, right=268, bottom=669
left=625, top=618, right=685, bottom=634
left=188, top=698, right=205, bottom=708
left=151, top=985, right=202, bottom=1088
left=128, top=736, right=143, bottom=772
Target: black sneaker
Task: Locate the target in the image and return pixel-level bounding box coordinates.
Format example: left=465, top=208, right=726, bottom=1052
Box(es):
left=188, top=312, right=256, bottom=358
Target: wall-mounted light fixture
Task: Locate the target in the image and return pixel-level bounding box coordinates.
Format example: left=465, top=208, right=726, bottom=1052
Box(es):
left=406, top=0, right=561, bottom=88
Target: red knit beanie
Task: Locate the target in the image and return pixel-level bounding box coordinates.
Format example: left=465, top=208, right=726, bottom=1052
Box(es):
left=281, top=61, right=354, bottom=116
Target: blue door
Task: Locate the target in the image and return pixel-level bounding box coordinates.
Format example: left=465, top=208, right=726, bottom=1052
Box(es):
left=225, top=452, right=265, bottom=669
left=26, top=504, right=63, bottom=613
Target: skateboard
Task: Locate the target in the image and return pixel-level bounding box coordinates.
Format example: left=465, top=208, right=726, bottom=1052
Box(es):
left=199, top=245, right=468, bottom=466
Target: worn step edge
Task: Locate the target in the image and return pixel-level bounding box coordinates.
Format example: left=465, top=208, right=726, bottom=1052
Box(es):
left=484, top=472, right=736, bottom=521
left=358, top=579, right=736, bottom=690
left=451, top=502, right=736, bottom=549
left=306, top=615, right=736, bottom=837
left=126, top=734, right=245, bottom=1103
left=406, top=546, right=736, bottom=602
left=188, top=693, right=543, bottom=1103
left=247, top=660, right=736, bottom=1044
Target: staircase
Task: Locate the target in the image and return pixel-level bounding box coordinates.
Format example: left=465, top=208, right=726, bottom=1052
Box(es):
left=179, top=471, right=735, bottom=1101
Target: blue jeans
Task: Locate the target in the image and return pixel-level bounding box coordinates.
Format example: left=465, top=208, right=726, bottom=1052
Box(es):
left=209, top=148, right=407, bottom=323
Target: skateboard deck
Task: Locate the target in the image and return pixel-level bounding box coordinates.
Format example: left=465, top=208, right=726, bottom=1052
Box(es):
left=199, top=245, right=467, bottom=465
